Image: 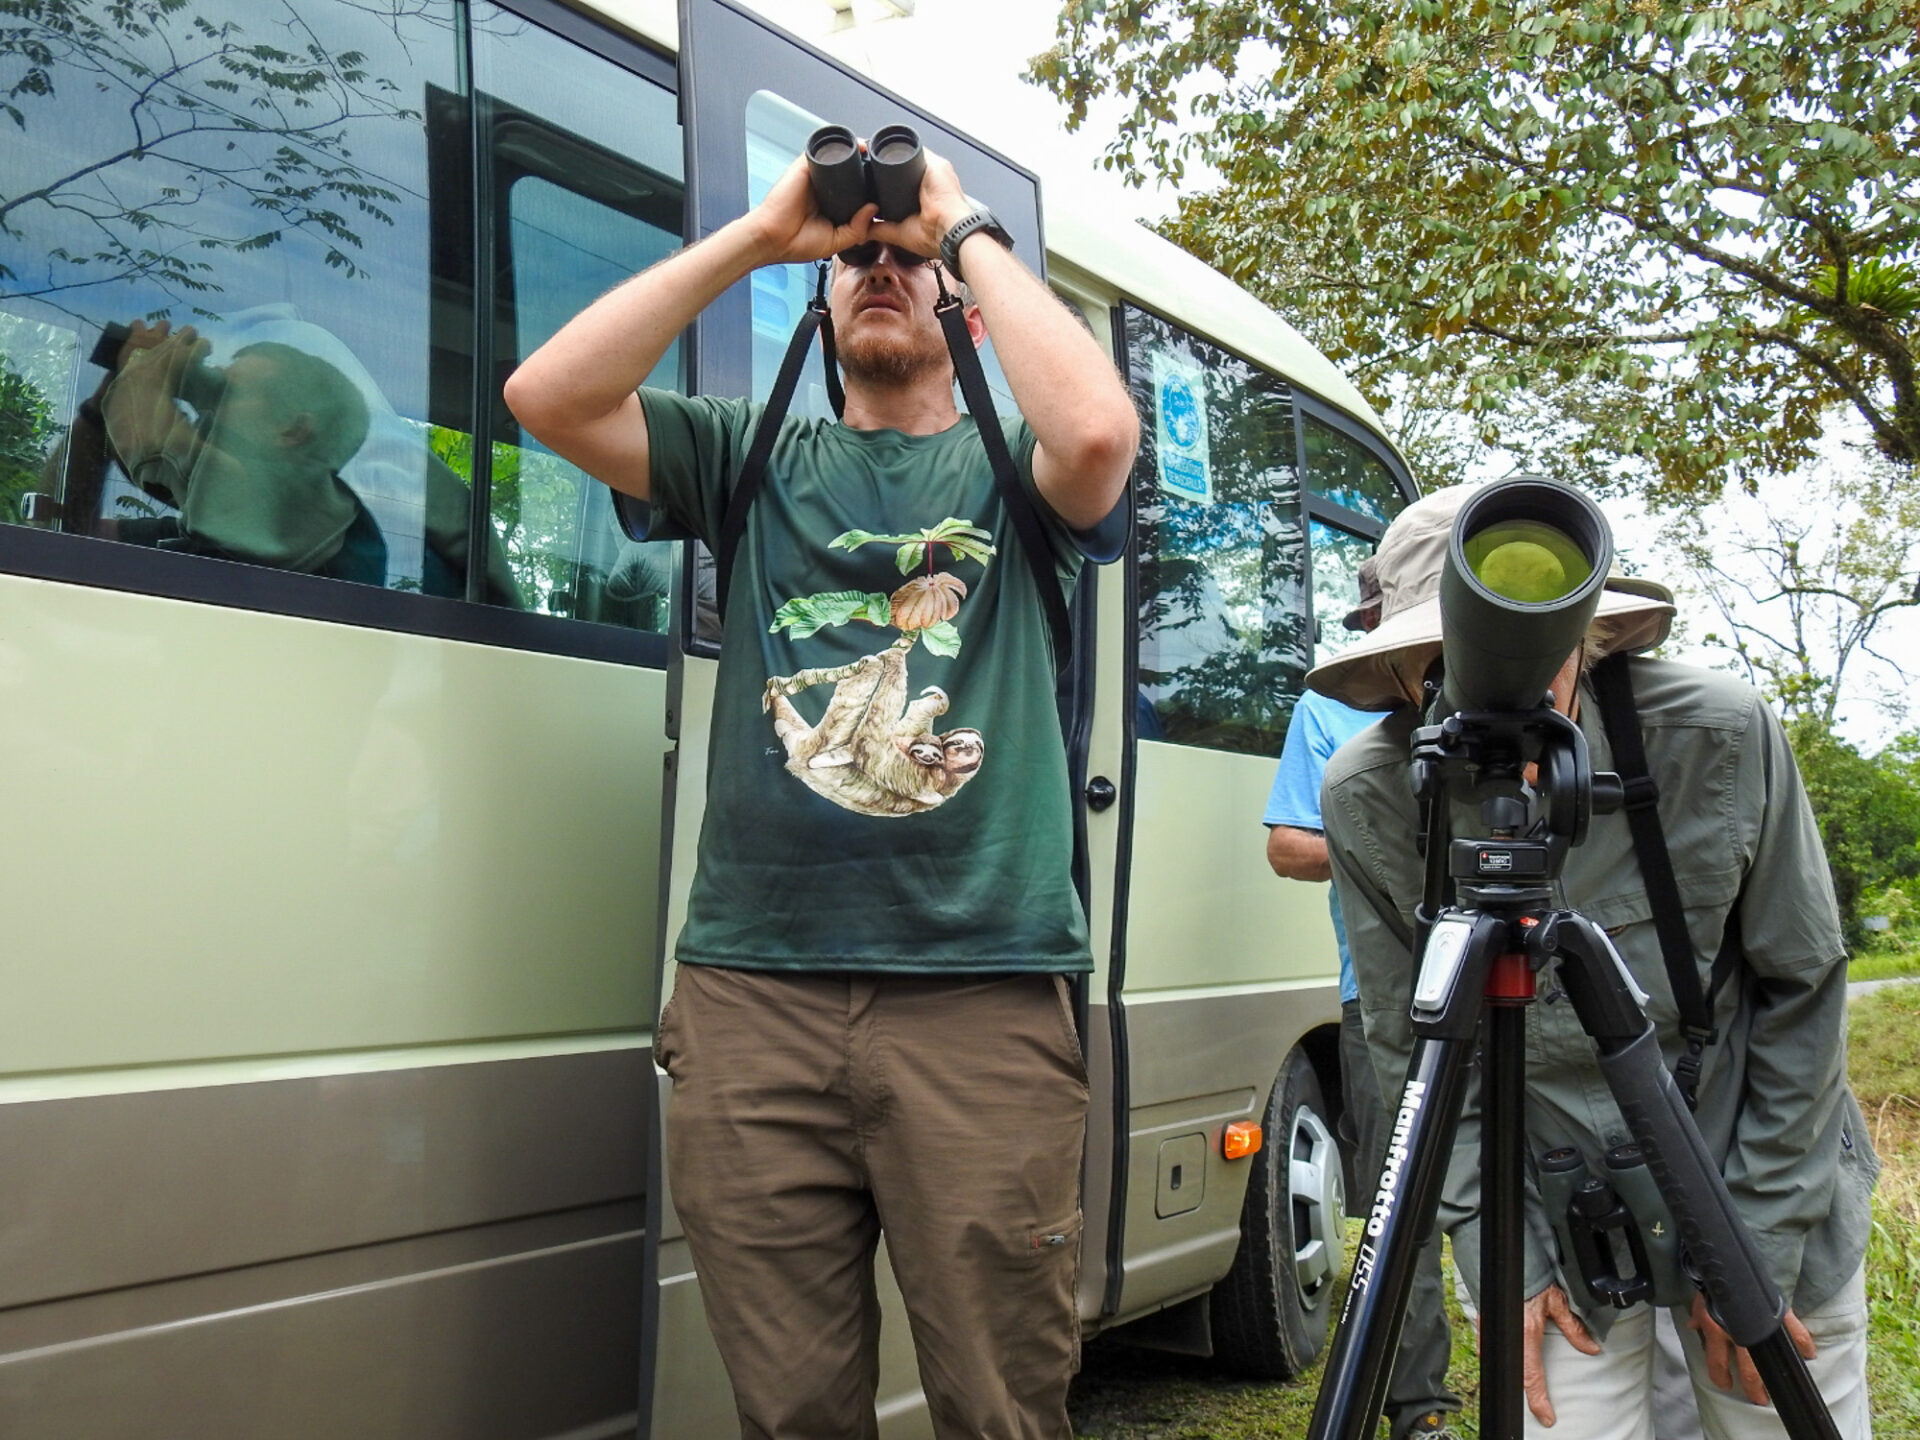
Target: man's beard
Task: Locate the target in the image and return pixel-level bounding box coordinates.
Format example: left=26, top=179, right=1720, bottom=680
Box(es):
left=836, top=313, right=949, bottom=389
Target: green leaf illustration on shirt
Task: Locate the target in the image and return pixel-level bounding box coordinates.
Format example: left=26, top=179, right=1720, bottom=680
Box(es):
left=919, top=620, right=962, bottom=657
left=829, top=517, right=996, bottom=576
left=769, top=590, right=893, bottom=639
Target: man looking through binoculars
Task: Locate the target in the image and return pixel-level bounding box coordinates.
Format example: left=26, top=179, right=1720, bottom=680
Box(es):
left=506, top=143, right=1137, bottom=1438
left=1311, top=484, right=1876, bottom=1440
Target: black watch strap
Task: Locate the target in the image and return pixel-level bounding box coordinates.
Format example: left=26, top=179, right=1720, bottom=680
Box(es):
left=940, top=207, right=1012, bottom=283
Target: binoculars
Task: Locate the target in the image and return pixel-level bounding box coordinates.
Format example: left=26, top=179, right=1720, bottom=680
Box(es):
left=1439, top=477, right=1613, bottom=713
left=805, top=122, right=926, bottom=226
left=91, top=321, right=228, bottom=415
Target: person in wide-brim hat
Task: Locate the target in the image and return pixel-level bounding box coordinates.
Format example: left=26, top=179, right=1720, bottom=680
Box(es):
left=1306, top=480, right=1676, bottom=712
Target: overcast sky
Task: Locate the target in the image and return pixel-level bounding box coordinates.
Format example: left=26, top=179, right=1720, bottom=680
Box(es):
left=749, top=0, right=1182, bottom=223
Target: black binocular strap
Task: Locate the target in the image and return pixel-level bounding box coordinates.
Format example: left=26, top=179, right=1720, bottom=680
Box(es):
left=715, top=263, right=1073, bottom=673
left=1591, top=652, right=1739, bottom=1109
left=714, top=266, right=840, bottom=623
left=932, top=290, right=1073, bottom=675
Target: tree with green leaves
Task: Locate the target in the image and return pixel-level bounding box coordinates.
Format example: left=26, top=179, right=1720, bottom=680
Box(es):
left=1032, top=0, right=1919, bottom=500
left=1661, top=436, right=1920, bottom=731
left=1789, top=721, right=1920, bottom=942
left=0, top=0, right=418, bottom=316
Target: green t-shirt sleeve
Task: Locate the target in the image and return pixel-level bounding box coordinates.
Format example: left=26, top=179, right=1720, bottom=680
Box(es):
left=637, top=388, right=760, bottom=549
left=999, top=413, right=1130, bottom=569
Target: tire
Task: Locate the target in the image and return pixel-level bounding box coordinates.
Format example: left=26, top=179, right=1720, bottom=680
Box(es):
left=1209, top=1045, right=1346, bottom=1379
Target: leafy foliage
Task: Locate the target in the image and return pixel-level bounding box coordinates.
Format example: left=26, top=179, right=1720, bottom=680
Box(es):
left=1790, top=722, right=1920, bottom=944
left=1033, top=1, right=1920, bottom=499
left=0, top=0, right=419, bottom=311
left=0, top=360, right=55, bottom=521
left=1661, top=438, right=1920, bottom=730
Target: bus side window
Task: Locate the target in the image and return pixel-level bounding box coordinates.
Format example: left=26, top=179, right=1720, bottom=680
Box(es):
left=1120, top=305, right=1309, bottom=756
left=475, top=5, right=686, bottom=633
left=0, top=2, right=467, bottom=597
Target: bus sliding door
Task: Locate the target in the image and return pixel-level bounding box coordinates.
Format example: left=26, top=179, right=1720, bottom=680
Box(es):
left=647, top=3, right=1055, bottom=1436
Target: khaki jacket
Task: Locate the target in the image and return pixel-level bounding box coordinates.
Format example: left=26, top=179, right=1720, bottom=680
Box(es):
left=1322, top=657, right=1877, bottom=1332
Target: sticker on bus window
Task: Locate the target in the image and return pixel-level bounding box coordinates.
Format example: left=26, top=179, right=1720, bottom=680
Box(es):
left=1152, top=351, right=1211, bottom=503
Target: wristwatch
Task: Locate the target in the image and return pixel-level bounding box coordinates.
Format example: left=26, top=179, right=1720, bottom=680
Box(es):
left=939, top=207, right=1013, bottom=284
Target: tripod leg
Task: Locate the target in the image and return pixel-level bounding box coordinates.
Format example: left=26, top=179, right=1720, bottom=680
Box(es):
left=1481, top=1003, right=1528, bottom=1440
left=1543, top=915, right=1843, bottom=1440
left=1308, top=1033, right=1474, bottom=1440
left=1310, top=910, right=1509, bottom=1440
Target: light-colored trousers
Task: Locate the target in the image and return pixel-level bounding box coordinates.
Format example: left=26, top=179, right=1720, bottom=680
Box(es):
left=1527, top=1266, right=1870, bottom=1440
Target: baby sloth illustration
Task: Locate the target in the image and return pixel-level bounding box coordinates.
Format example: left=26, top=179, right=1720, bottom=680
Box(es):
left=764, top=636, right=984, bottom=818
left=765, top=517, right=997, bottom=818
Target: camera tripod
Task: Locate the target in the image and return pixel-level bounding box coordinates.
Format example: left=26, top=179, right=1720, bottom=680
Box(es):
left=1306, top=702, right=1841, bottom=1440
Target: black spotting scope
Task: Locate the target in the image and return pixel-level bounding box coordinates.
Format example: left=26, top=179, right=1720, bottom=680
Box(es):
left=805, top=123, right=926, bottom=226
left=1439, top=477, right=1613, bottom=713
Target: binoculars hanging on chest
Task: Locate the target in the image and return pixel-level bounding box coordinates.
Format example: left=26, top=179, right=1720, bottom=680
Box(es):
left=805, top=123, right=926, bottom=225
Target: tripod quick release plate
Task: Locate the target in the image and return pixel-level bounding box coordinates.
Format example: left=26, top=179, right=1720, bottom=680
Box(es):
left=1450, top=838, right=1551, bottom=882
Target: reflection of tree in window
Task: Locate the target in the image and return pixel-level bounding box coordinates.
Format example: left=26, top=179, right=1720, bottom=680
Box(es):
left=1303, top=416, right=1404, bottom=525
left=1, top=362, right=56, bottom=524
left=0, top=2, right=430, bottom=316
left=1125, top=308, right=1308, bottom=756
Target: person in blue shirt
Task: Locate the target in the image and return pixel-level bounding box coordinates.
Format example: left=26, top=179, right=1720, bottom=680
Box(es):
left=1264, top=558, right=1461, bottom=1440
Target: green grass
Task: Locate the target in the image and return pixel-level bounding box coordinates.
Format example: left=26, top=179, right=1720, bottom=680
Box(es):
left=1849, top=943, right=1920, bottom=983
left=1853, top=985, right=1920, bottom=1438
left=1067, top=988, right=1920, bottom=1438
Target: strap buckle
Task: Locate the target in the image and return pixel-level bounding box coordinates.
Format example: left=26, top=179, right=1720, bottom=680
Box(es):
left=1673, top=1030, right=1714, bottom=1111
left=932, top=260, right=960, bottom=313
left=1622, top=774, right=1660, bottom=812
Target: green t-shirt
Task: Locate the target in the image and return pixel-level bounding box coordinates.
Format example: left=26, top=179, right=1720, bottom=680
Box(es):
left=640, top=389, right=1098, bottom=974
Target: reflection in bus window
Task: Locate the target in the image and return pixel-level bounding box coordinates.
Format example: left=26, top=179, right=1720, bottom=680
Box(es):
left=1303, top=413, right=1405, bottom=524
left=478, top=6, right=685, bottom=631
left=1123, top=306, right=1308, bottom=756
left=0, top=2, right=483, bottom=595
left=1308, top=519, right=1374, bottom=665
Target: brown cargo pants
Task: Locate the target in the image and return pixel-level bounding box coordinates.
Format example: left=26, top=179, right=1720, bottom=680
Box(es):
left=656, top=963, right=1090, bottom=1440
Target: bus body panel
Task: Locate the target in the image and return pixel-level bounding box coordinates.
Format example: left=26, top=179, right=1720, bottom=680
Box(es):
left=0, top=571, right=666, bottom=1072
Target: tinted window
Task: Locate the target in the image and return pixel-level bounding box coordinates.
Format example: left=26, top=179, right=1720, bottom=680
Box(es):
left=1123, top=306, right=1307, bottom=755
left=477, top=7, right=685, bottom=631
left=1308, top=519, right=1375, bottom=664
left=1304, top=413, right=1405, bottom=524
left=0, top=2, right=476, bottom=595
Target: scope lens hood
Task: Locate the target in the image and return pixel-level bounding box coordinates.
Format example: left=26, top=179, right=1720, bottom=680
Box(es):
left=1440, top=478, right=1613, bottom=713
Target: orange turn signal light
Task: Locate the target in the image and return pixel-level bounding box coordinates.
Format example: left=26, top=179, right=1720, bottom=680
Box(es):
left=1222, top=1121, right=1262, bottom=1161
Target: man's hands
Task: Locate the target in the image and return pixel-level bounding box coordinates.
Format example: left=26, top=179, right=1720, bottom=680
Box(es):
left=744, top=148, right=973, bottom=269
left=100, top=319, right=206, bottom=481
left=1689, top=1293, right=1817, bottom=1406
left=867, top=149, right=973, bottom=262
left=746, top=156, right=877, bottom=267
left=1522, top=1285, right=1600, bottom=1426
left=1509, top=1286, right=1817, bottom=1424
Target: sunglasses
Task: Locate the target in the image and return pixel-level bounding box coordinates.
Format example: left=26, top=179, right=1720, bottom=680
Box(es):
left=835, top=241, right=931, bottom=269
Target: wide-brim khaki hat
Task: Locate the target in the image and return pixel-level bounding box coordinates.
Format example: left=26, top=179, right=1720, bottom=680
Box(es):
left=1307, top=481, right=1675, bottom=712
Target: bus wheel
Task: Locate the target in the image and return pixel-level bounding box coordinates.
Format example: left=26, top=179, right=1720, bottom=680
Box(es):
left=1209, top=1045, right=1345, bottom=1379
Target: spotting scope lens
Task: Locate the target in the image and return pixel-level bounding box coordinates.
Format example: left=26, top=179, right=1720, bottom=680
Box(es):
left=1439, top=479, right=1612, bottom=713
left=1463, top=520, right=1595, bottom=605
